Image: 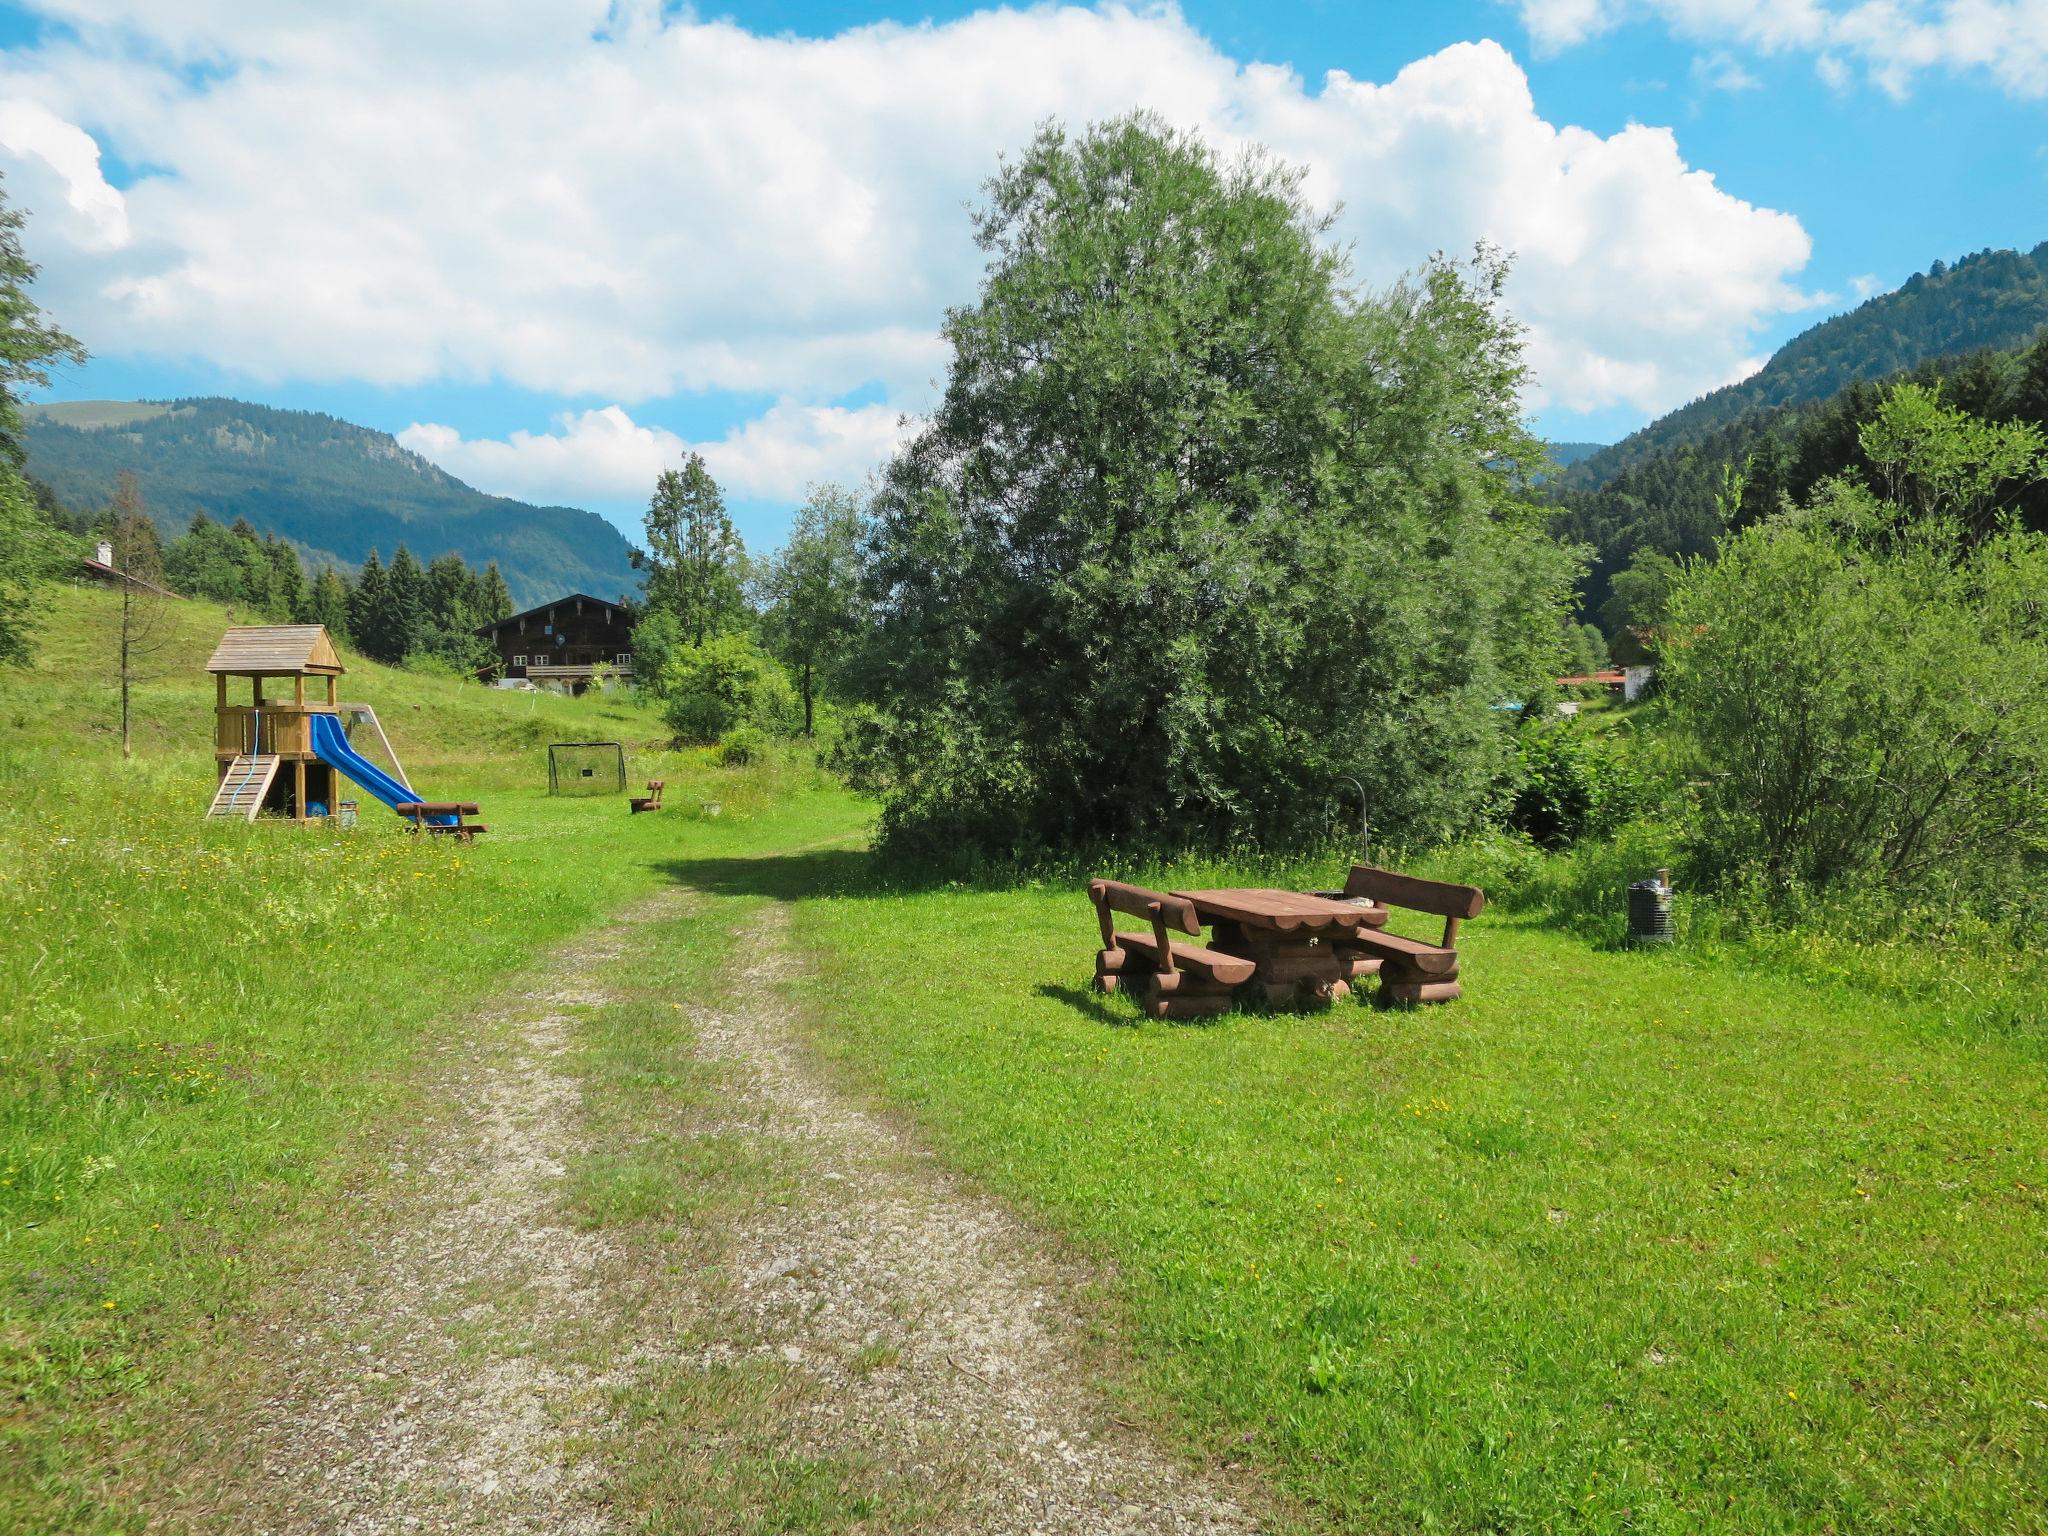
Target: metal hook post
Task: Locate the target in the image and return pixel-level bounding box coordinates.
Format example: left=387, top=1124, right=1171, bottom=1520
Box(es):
left=1338, top=775, right=1369, bottom=864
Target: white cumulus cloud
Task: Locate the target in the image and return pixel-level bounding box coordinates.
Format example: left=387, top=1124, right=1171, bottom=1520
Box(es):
left=1512, top=0, right=2048, bottom=97
left=399, top=400, right=913, bottom=509
left=0, top=98, right=129, bottom=250
left=1, top=3, right=1821, bottom=473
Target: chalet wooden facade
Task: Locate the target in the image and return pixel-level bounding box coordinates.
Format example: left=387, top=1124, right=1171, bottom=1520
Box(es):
left=475, top=593, right=634, bottom=693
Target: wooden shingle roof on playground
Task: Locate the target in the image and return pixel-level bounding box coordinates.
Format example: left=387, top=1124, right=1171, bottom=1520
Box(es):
left=205, top=625, right=346, bottom=677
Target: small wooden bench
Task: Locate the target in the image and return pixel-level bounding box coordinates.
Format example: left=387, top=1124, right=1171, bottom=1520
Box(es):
left=394, top=801, right=488, bottom=843
left=630, top=779, right=665, bottom=814
left=1322, top=865, right=1485, bottom=1005
left=1088, top=879, right=1255, bottom=1020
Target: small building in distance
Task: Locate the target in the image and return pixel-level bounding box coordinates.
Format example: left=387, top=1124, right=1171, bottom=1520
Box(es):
left=475, top=593, right=635, bottom=694
left=81, top=538, right=179, bottom=599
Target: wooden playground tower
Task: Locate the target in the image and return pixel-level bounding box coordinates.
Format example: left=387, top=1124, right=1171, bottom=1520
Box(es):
left=204, top=624, right=402, bottom=823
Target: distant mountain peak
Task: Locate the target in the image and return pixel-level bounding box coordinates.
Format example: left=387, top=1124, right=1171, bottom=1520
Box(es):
left=24, top=395, right=643, bottom=610
left=1566, top=239, right=2048, bottom=489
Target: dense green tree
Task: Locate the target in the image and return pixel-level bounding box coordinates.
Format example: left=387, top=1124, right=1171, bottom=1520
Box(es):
left=641, top=453, right=745, bottom=646
left=0, top=174, right=86, bottom=466
left=305, top=566, right=352, bottom=640
left=347, top=549, right=392, bottom=659
left=843, top=116, right=1575, bottom=858
left=1596, top=548, right=1681, bottom=637
left=265, top=534, right=306, bottom=620
left=0, top=464, right=68, bottom=664
left=1665, top=395, right=2048, bottom=904
left=420, top=550, right=492, bottom=672
left=383, top=544, right=430, bottom=662
left=477, top=561, right=514, bottom=623
left=659, top=632, right=787, bottom=743
left=757, top=483, right=864, bottom=734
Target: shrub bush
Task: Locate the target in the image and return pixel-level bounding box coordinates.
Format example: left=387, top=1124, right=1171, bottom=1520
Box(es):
left=718, top=725, right=767, bottom=766
left=1664, top=481, right=2048, bottom=907
left=660, top=633, right=764, bottom=743
left=1508, top=720, right=1662, bottom=848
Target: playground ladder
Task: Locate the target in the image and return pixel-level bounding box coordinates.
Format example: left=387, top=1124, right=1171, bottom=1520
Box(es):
left=207, top=753, right=280, bottom=822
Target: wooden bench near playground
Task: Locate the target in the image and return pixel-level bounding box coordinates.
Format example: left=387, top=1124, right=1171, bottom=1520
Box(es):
left=1088, top=865, right=1485, bottom=1018
left=394, top=801, right=488, bottom=842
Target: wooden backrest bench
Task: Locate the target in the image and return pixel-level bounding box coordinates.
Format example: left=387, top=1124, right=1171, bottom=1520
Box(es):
left=1335, top=865, right=1485, bottom=1006
left=1087, top=879, right=1255, bottom=1020
left=630, top=779, right=665, bottom=814
left=394, top=801, right=488, bottom=843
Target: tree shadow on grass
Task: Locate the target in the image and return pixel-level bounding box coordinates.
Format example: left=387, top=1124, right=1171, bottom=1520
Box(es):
left=652, top=847, right=941, bottom=903
left=1033, top=981, right=1136, bottom=1028
left=1031, top=981, right=1242, bottom=1031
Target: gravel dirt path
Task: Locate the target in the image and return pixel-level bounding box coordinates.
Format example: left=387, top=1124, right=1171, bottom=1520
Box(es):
left=673, top=896, right=1262, bottom=1535
left=205, top=882, right=1264, bottom=1535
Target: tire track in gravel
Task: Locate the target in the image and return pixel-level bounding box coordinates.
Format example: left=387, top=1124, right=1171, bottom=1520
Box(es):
left=665, top=894, right=1264, bottom=1535
left=208, top=905, right=671, bottom=1535
left=194, top=877, right=1265, bottom=1534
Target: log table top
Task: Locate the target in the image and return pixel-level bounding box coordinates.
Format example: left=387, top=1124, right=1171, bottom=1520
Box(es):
left=1172, top=887, right=1387, bottom=934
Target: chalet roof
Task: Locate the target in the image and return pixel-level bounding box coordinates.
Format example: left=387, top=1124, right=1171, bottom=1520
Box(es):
left=476, top=592, right=633, bottom=637
left=206, top=624, right=345, bottom=677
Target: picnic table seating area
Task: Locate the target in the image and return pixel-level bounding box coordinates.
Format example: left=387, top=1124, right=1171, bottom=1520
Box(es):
left=1317, top=864, right=1487, bottom=1006
left=630, top=779, right=665, bottom=814
left=1089, top=880, right=1256, bottom=1020
left=1087, top=865, right=1485, bottom=1016
left=394, top=801, right=487, bottom=842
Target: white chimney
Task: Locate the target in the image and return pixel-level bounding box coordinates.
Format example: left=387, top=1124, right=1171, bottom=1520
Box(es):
left=95, top=539, right=114, bottom=567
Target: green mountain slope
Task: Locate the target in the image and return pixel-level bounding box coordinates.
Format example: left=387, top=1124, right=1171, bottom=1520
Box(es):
left=1554, top=329, right=2048, bottom=629
left=1564, top=242, right=2048, bottom=490
left=23, top=397, right=642, bottom=610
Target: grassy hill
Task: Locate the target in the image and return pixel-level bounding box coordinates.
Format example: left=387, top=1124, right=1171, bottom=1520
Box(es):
left=23, top=398, right=644, bottom=611
left=1564, top=241, right=2048, bottom=490
left=5, top=581, right=2044, bottom=1533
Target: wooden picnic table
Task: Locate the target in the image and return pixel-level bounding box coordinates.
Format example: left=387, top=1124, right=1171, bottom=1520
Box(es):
left=1171, top=888, right=1387, bottom=1007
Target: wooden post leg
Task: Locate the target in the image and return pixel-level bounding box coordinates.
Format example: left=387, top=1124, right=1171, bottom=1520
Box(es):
left=293, top=759, right=306, bottom=824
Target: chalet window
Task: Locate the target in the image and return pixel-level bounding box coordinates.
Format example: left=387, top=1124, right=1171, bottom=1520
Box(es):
left=512, top=654, right=528, bottom=667
left=616, top=651, right=632, bottom=665
left=534, top=654, right=550, bottom=666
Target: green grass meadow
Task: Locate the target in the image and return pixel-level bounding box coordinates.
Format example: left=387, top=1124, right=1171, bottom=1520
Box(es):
left=3, top=582, right=2044, bottom=1533
left=746, top=859, right=2046, bottom=1534
left=0, top=584, right=860, bottom=1528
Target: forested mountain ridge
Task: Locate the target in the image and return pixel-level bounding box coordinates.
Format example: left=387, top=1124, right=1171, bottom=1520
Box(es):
left=1555, top=328, right=2048, bottom=631
left=22, top=397, right=642, bottom=610
left=1562, top=242, right=2048, bottom=490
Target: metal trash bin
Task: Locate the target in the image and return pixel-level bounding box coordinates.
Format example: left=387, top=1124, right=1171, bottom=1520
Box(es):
left=338, top=800, right=359, bottom=830
left=1627, top=868, right=1674, bottom=946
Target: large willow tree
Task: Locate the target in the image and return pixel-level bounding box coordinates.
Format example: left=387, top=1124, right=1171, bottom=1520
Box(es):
left=846, top=115, right=1576, bottom=858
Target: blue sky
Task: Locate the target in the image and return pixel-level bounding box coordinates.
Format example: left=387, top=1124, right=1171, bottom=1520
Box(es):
left=0, top=0, right=2042, bottom=550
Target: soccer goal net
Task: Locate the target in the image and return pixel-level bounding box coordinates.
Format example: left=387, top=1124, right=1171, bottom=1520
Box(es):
left=548, top=740, right=627, bottom=796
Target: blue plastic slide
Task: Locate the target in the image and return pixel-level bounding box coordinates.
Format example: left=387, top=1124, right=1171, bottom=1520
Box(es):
left=309, top=712, right=453, bottom=824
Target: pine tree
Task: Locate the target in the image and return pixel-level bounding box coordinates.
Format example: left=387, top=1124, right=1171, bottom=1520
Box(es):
left=306, top=566, right=352, bottom=640
left=348, top=549, right=390, bottom=659
left=478, top=561, right=514, bottom=623
left=384, top=543, right=429, bottom=662
left=267, top=535, right=306, bottom=621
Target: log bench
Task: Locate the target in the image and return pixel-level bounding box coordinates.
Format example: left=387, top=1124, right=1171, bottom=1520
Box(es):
left=1320, top=865, right=1485, bottom=1005
left=1088, top=879, right=1255, bottom=1020
left=629, top=779, right=665, bottom=814
left=394, top=801, right=488, bottom=843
